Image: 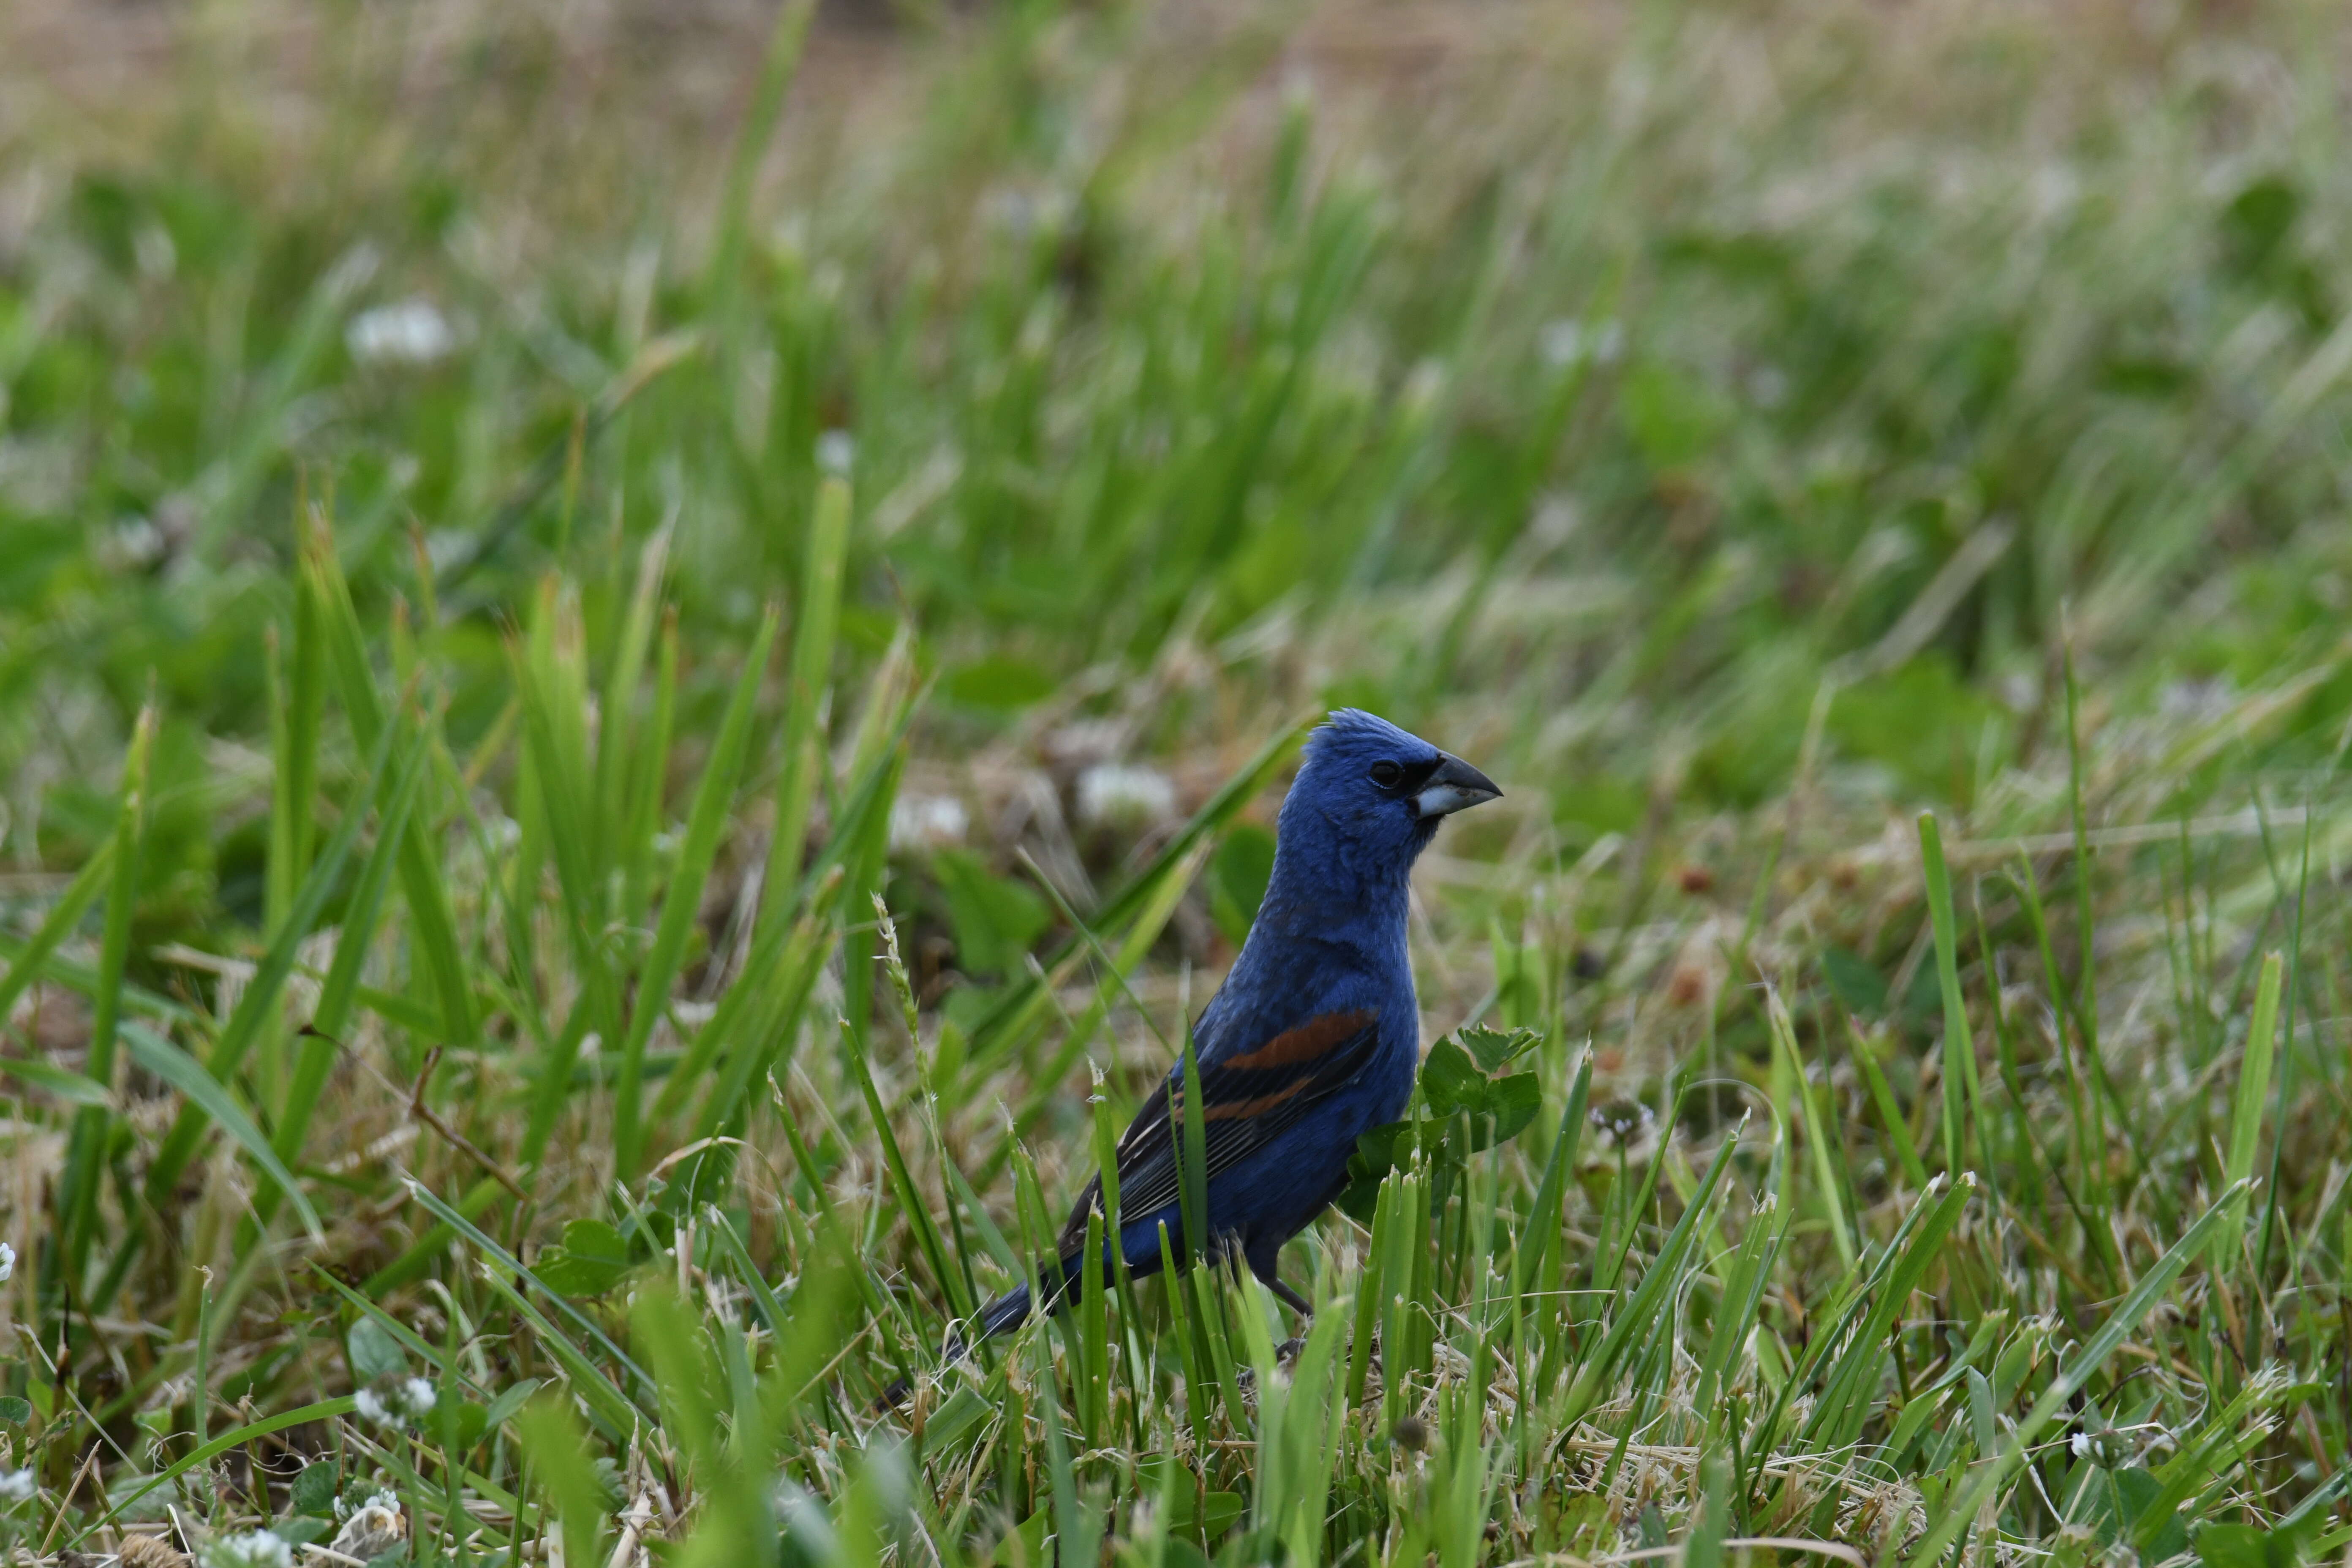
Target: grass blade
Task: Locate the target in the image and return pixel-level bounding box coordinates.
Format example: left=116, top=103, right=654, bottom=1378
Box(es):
left=2254, top=813, right=2310, bottom=1274
left=265, top=563, right=325, bottom=941
left=706, top=0, right=818, bottom=306
left=1767, top=985, right=1856, bottom=1271
left=593, top=517, right=673, bottom=867
left=0, top=1054, right=112, bottom=1107
left=0, top=837, right=113, bottom=1027
left=844, top=1015, right=972, bottom=1321
left=762, top=475, right=852, bottom=913
left=1697, top=1120, right=1787, bottom=1425
left=58, top=703, right=152, bottom=1271
left=1849, top=1016, right=1930, bottom=1192
left=2217, top=952, right=2281, bottom=1270
left=1917, top=811, right=1975, bottom=1178
left=1513, top=1047, right=1592, bottom=1302
left=612, top=602, right=777, bottom=1176
left=516, top=1390, right=612, bottom=1568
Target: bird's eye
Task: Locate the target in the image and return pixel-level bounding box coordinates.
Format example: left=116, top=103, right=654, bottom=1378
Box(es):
left=1369, top=760, right=1403, bottom=788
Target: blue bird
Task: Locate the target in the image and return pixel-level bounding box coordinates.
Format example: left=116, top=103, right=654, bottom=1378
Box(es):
left=939, top=709, right=1499, bottom=1362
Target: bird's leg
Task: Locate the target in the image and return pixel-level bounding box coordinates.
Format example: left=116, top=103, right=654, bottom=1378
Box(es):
left=1239, top=1238, right=1312, bottom=1318
left=1249, top=1260, right=1313, bottom=1320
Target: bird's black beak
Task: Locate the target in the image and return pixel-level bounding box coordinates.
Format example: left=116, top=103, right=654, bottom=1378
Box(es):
left=1413, top=753, right=1502, bottom=819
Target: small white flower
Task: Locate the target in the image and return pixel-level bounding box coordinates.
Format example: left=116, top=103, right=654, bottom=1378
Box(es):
left=354, top=1377, right=436, bottom=1429
left=2071, top=1422, right=2129, bottom=1470
left=105, top=518, right=168, bottom=569
left=200, top=1529, right=295, bottom=1568
left=889, top=793, right=969, bottom=853
left=1400, top=358, right=1448, bottom=414
left=331, top=1492, right=408, bottom=1559
left=983, top=185, right=1073, bottom=240
left=421, top=529, right=476, bottom=574
left=1538, top=317, right=1626, bottom=370
left=0, top=1239, right=14, bottom=1283
left=816, top=429, right=856, bottom=476
left=346, top=299, right=456, bottom=366
left=2159, top=677, right=2235, bottom=721
left=1538, top=319, right=1584, bottom=368
left=1076, top=763, right=1176, bottom=829
left=0, top=1467, right=36, bottom=1503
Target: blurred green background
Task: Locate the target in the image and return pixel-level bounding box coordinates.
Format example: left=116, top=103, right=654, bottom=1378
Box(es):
left=10, top=0, right=2349, bottom=923
left=7, top=0, right=2352, bottom=1556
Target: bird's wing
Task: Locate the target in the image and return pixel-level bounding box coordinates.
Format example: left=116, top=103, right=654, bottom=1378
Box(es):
left=1057, top=1007, right=1381, bottom=1254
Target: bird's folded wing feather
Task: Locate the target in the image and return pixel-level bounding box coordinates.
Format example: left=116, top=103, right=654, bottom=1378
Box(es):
left=1057, top=1007, right=1381, bottom=1253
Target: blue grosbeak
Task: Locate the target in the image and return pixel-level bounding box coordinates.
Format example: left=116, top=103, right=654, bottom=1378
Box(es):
left=925, top=709, right=1498, bottom=1369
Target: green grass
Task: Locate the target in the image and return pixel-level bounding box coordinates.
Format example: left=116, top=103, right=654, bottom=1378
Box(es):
left=5, top=0, right=2352, bottom=1563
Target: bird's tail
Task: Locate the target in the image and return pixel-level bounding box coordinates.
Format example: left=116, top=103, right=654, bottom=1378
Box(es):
left=873, top=1263, right=1072, bottom=1410
left=938, top=1273, right=1055, bottom=1364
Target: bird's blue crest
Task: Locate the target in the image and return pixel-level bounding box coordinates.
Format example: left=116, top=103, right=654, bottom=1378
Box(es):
left=1297, top=709, right=1446, bottom=806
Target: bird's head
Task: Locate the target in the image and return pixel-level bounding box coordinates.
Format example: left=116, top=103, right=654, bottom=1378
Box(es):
left=1279, top=709, right=1502, bottom=872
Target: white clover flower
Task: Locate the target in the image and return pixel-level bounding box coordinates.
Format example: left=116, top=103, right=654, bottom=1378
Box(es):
left=330, top=1492, right=408, bottom=1559
left=346, top=299, right=456, bottom=366
left=816, top=429, right=856, bottom=476
left=420, top=529, right=476, bottom=575
left=200, top=1529, right=295, bottom=1568
left=0, top=1467, right=36, bottom=1503
left=1538, top=319, right=1584, bottom=368
left=1538, top=317, right=1625, bottom=370
left=331, top=1486, right=400, bottom=1522
left=354, top=1377, right=437, bottom=1429
left=1076, top=763, right=1176, bottom=828
left=0, top=1239, right=14, bottom=1283
left=888, top=793, right=969, bottom=853
left=2070, top=1423, right=2129, bottom=1470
